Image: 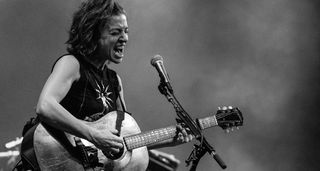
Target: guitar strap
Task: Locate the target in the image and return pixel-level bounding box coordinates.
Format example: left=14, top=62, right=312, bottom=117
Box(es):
left=102, top=66, right=126, bottom=134
left=20, top=118, right=40, bottom=170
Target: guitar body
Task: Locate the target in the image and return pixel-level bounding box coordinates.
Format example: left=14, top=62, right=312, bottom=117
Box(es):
left=33, top=111, right=149, bottom=171
left=28, top=107, right=243, bottom=170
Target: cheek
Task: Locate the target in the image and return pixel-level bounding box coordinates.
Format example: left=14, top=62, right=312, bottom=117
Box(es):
left=100, top=42, right=111, bottom=52
left=98, top=38, right=118, bottom=54
left=102, top=39, right=117, bottom=48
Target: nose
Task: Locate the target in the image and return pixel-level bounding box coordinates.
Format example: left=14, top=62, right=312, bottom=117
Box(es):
left=119, top=32, right=128, bottom=43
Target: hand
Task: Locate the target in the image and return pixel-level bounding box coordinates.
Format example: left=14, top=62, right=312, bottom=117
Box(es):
left=89, top=127, right=123, bottom=154
left=175, top=124, right=195, bottom=144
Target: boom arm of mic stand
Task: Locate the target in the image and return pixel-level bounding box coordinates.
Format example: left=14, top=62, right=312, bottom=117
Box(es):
left=158, top=83, right=227, bottom=169
left=158, top=83, right=202, bottom=137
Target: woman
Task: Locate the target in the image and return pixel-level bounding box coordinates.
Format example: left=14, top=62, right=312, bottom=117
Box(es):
left=28, top=0, right=192, bottom=170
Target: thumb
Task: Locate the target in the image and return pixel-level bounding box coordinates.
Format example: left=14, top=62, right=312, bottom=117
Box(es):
left=108, top=128, right=120, bottom=135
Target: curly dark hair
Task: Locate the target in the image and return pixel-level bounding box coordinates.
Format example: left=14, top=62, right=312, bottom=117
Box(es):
left=66, top=0, right=125, bottom=58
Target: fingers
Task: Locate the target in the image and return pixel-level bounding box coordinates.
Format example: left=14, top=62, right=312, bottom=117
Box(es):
left=176, top=124, right=194, bottom=143
left=109, top=147, right=121, bottom=154
left=177, top=132, right=194, bottom=143
left=106, top=128, right=123, bottom=142
left=189, top=134, right=194, bottom=141
left=110, top=140, right=124, bottom=148
left=91, top=128, right=124, bottom=151
left=109, top=128, right=119, bottom=135
left=107, top=132, right=124, bottom=149
left=181, top=127, right=188, bottom=137
left=97, top=138, right=123, bottom=153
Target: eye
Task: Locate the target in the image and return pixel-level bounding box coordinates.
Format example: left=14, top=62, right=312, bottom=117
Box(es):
left=110, top=30, right=121, bottom=36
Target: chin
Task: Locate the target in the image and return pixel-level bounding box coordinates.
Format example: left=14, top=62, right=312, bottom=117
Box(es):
left=112, top=58, right=123, bottom=64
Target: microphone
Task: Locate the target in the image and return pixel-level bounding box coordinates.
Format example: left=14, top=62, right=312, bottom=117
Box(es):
left=151, top=55, right=173, bottom=93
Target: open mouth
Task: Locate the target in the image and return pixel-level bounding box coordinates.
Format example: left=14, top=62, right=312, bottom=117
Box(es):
left=114, top=46, right=124, bottom=58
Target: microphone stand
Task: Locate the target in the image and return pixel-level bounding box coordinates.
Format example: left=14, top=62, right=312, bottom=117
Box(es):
left=158, top=82, right=227, bottom=170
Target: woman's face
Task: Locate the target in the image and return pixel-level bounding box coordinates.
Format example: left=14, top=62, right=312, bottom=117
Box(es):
left=98, top=14, right=129, bottom=64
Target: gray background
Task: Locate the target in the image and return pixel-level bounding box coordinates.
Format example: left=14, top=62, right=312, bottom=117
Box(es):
left=0, top=0, right=319, bottom=170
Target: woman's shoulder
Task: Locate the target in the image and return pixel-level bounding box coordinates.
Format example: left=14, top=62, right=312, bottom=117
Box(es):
left=52, top=54, right=81, bottom=80
left=53, top=54, right=80, bottom=69
left=56, top=54, right=79, bottom=65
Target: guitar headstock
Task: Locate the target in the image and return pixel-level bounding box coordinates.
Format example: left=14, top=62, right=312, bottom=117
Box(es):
left=216, top=106, right=243, bottom=130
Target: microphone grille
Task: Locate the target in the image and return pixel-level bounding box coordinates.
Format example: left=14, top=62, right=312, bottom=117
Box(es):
left=151, top=54, right=163, bottom=66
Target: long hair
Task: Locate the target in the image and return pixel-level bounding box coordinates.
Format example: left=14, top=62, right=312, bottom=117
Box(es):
left=66, top=0, right=125, bottom=58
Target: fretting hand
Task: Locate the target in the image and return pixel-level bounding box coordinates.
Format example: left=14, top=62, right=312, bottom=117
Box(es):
left=174, top=123, right=195, bottom=144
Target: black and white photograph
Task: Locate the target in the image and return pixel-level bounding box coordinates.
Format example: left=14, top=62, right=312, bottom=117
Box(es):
left=0, top=0, right=319, bottom=170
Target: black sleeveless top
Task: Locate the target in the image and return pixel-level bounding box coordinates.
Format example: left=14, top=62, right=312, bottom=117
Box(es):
left=57, top=55, right=120, bottom=120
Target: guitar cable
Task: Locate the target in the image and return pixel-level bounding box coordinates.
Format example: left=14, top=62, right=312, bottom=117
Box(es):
left=11, top=158, right=22, bottom=171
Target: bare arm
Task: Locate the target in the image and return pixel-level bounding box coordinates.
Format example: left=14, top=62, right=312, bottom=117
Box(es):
left=36, top=55, right=123, bottom=152
left=36, top=55, right=88, bottom=138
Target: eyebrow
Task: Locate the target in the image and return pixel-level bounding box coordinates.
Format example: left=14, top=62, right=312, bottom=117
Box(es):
left=108, top=28, right=129, bottom=34
left=109, top=26, right=128, bottom=30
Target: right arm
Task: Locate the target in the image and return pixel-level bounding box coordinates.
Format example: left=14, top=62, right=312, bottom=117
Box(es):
left=36, top=55, right=123, bottom=153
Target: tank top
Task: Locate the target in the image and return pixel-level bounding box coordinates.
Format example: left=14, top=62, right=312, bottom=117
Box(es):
left=55, top=55, right=121, bottom=120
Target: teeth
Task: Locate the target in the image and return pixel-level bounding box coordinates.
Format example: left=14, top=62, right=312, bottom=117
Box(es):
left=114, top=48, right=124, bottom=57
left=115, top=47, right=124, bottom=53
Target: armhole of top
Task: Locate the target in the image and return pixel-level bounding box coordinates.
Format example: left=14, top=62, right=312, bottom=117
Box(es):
left=51, top=54, right=71, bottom=73
left=51, top=54, right=83, bottom=81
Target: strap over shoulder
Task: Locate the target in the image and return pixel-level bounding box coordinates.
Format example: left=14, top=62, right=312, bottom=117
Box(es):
left=103, top=69, right=127, bottom=113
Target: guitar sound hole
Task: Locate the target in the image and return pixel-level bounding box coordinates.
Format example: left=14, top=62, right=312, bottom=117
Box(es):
left=105, top=147, right=125, bottom=160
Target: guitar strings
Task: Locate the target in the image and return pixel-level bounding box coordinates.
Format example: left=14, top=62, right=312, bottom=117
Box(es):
left=79, top=112, right=239, bottom=154
left=215, top=112, right=236, bottom=119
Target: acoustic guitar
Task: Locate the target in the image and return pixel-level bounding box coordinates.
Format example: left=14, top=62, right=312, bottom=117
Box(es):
left=32, top=108, right=243, bottom=171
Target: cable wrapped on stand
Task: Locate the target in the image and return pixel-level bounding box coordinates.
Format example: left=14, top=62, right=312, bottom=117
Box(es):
left=158, top=82, right=227, bottom=170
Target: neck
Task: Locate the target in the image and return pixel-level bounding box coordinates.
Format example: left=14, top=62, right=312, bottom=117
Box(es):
left=88, top=54, right=109, bottom=71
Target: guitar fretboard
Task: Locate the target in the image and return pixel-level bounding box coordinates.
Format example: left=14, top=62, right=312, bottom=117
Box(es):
left=124, top=126, right=176, bottom=150
left=123, top=115, right=217, bottom=150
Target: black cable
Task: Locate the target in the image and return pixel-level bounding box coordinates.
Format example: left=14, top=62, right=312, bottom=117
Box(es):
left=11, top=158, right=22, bottom=171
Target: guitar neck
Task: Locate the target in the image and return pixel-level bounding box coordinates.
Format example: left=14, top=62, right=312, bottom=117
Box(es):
left=123, top=115, right=218, bottom=150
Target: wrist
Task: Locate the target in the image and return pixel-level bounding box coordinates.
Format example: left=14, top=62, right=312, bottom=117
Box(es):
left=84, top=125, right=95, bottom=143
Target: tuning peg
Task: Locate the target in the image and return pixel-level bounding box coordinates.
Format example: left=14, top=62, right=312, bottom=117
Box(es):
left=222, top=106, right=228, bottom=110
left=236, top=126, right=240, bottom=130
left=218, top=106, right=221, bottom=110
left=225, top=129, right=230, bottom=133
left=228, top=106, right=233, bottom=109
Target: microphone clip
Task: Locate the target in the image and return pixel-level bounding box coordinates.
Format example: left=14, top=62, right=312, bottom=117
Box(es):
left=158, top=81, right=173, bottom=97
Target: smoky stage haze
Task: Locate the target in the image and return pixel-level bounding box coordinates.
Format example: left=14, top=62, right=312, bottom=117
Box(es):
left=0, top=0, right=319, bottom=170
